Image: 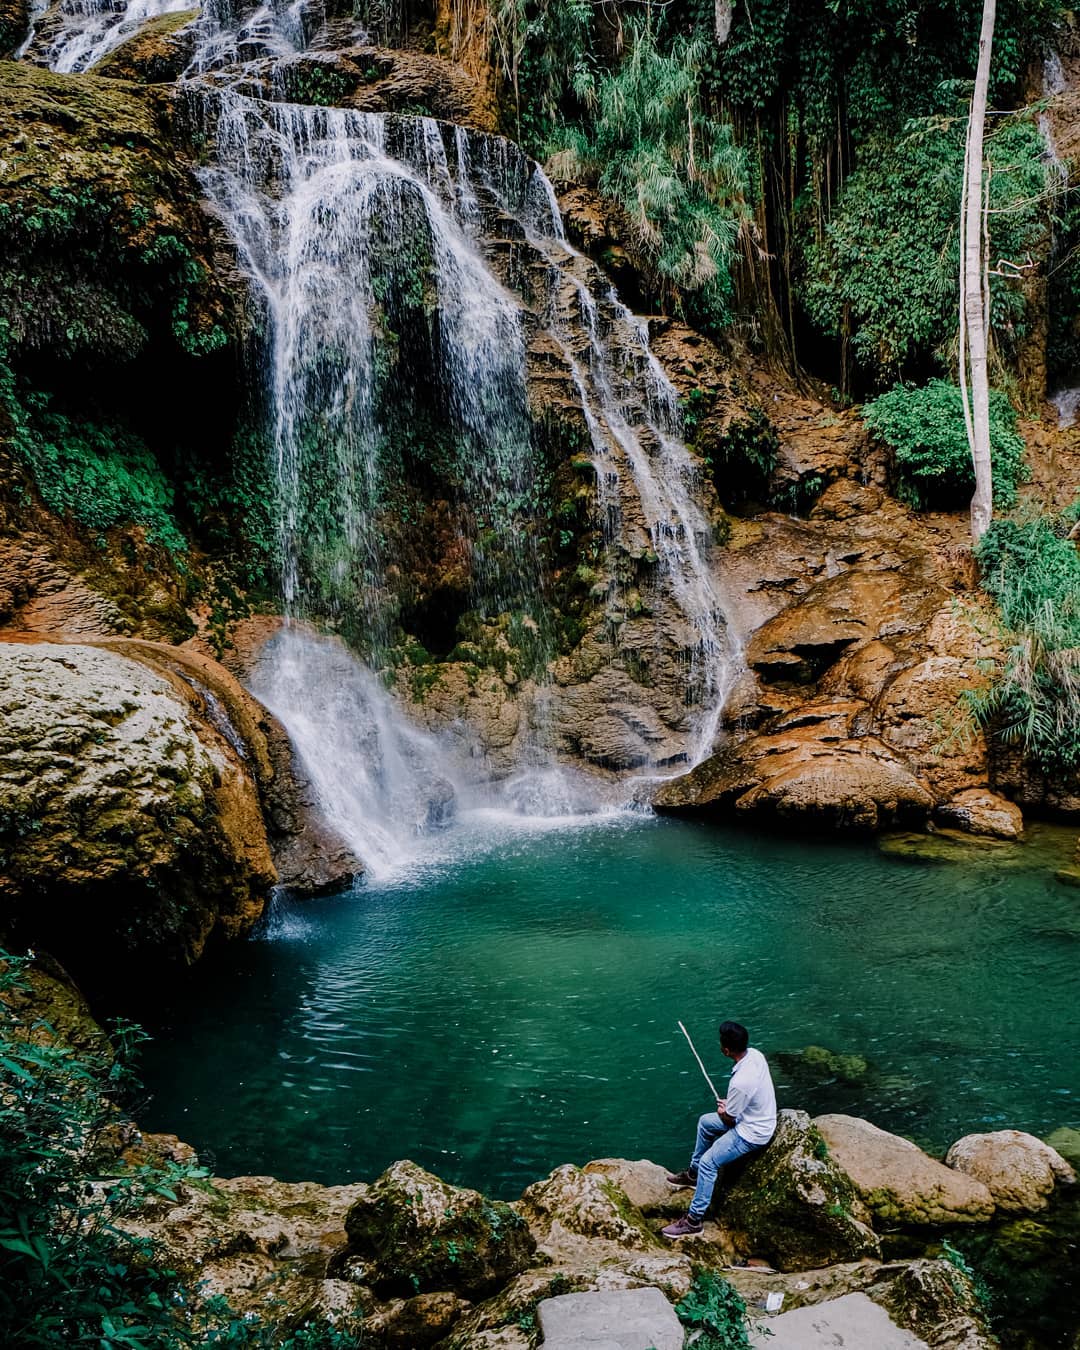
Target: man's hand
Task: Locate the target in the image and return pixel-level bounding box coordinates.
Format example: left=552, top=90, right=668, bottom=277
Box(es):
left=716, top=1098, right=727, bottom=1114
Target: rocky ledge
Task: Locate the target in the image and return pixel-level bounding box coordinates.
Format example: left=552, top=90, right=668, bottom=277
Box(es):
left=112, top=1107, right=1074, bottom=1349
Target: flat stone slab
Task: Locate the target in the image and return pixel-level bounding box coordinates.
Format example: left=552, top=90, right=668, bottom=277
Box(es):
left=537, top=1287, right=683, bottom=1349
left=748, top=1293, right=929, bottom=1348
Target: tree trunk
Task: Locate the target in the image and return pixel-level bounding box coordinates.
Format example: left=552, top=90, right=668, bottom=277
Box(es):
left=963, top=0, right=996, bottom=543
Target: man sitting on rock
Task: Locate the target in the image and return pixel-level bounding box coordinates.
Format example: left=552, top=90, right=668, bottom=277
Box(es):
left=662, top=1020, right=777, bottom=1239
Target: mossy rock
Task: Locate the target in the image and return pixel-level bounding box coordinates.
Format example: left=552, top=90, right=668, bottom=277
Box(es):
left=717, top=1110, right=880, bottom=1271
left=787, top=1044, right=869, bottom=1084
left=91, top=9, right=199, bottom=83
left=343, top=1160, right=535, bottom=1299
left=0, top=62, right=233, bottom=364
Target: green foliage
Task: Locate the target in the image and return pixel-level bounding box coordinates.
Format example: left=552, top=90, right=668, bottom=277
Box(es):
left=0, top=332, right=186, bottom=550
left=675, top=1267, right=752, bottom=1350
left=966, top=514, right=1080, bottom=773
left=0, top=953, right=357, bottom=1349
left=705, top=407, right=779, bottom=508
left=550, top=22, right=753, bottom=331
left=862, top=379, right=1027, bottom=511
left=486, top=0, right=596, bottom=151
left=0, top=186, right=227, bottom=362
left=281, top=61, right=355, bottom=107
left=803, top=115, right=1052, bottom=383
left=693, top=0, right=1059, bottom=147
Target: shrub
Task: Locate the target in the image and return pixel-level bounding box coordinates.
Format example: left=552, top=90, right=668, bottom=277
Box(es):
left=803, top=116, right=1051, bottom=384
left=0, top=333, right=185, bottom=551
left=965, top=514, right=1080, bottom=773
left=549, top=22, right=753, bottom=332
left=862, top=379, right=1027, bottom=511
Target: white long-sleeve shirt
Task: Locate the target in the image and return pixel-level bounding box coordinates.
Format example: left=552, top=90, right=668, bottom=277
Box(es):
left=726, top=1046, right=777, bottom=1145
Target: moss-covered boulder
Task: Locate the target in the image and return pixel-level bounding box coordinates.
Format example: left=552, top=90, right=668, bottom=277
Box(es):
left=815, top=1114, right=995, bottom=1226
left=91, top=9, right=199, bottom=83
left=717, top=1110, right=880, bottom=1271
left=0, top=61, right=231, bottom=365
left=0, top=640, right=274, bottom=987
left=874, top=1257, right=997, bottom=1349
left=342, top=1161, right=535, bottom=1299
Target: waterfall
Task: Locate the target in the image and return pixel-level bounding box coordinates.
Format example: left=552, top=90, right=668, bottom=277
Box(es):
left=248, top=628, right=460, bottom=880
left=20, top=0, right=196, bottom=72
left=198, top=96, right=537, bottom=635
left=20, top=1, right=743, bottom=869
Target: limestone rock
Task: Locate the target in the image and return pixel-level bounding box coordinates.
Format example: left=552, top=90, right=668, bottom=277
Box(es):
left=945, top=1130, right=1076, bottom=1213
left=0, top=62, right=233, bottom=363
left=519, top=1165, right=658, bottom=1249
left=0, top=0, right=28, bottom=55
left=119, top=1172, right=368, bottom=1321
left=748, top=1291, right=930, bottom=1349
left=814, top=1115, right=995, bottom=1225
left=746, top=567, right=936, bottom=685
left=0, top=641, right=274, bottom=985
left=537, top=1287, right=684, bottom=1350
left=583, top=1159, right=688, bottom=1217
left=654, top=722, right=932, bottom=832
left=935, top=788, right=1024, bottom=840
left=360, top=1290, right=469, bottom=1347
left=343, top=1160, right=535, bottom=1298
left=871, top=1258, right=997, bottom=1350
left=0, top=951, right=112, bottom=1060
left=718, top=1110, right=881, bottom=1271
left=91, top=8, right=198, bottom=81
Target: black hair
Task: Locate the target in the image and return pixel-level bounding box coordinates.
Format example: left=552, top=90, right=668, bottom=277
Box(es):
left=719, top=1021, right=749, bottom=1054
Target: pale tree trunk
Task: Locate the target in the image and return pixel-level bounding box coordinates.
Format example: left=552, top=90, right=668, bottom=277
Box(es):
left=962, top=0, right=996, bottom=543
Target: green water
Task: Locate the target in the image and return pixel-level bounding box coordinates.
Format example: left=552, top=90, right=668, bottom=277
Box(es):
left=140, top=813, right=1080, bottom=1200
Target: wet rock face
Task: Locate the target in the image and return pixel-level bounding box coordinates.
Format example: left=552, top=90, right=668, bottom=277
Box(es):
left=342, top=1160, right=536, bottom=1299
left=0, top=641, right=274, bottom=985
left=718, top=1110, right=881, bottom=1271
left=815, top=1115, right=996, bottom=1226
left=945, top=1131, right=1076, bottom=1213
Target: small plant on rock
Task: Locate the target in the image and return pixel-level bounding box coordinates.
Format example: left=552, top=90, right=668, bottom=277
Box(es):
left=675, top=1267, right=753, bottom=1350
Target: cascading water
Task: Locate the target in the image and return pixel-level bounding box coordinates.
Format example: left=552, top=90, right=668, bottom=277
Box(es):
left=20, top=0, right=743, bottom=870
left=19, top=0, right=196, bottom=72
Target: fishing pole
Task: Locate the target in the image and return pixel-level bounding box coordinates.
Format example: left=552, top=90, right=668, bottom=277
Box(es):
left=678, top=1020, right=722, bottom=1101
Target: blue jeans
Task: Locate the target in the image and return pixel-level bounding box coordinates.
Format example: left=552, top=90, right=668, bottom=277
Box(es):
left=687, top=1113, right=762, bottom=1219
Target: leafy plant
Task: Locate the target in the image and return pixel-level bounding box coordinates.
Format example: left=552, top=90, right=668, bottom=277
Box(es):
left=675, top=1267, right=752, bottom=1350
left=0, top=331, right=186, bottom=550
left=862, top=379, right=1027, bottom=511
left=549, top=21, right=754, bottom=332
left=963, top=514, right=1080, bottom=773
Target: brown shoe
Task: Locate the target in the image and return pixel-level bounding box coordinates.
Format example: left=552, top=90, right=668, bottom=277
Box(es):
left=665, top=1168, right=698, bottom=1188
left=662, top=1214, right=705, bottom=1239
